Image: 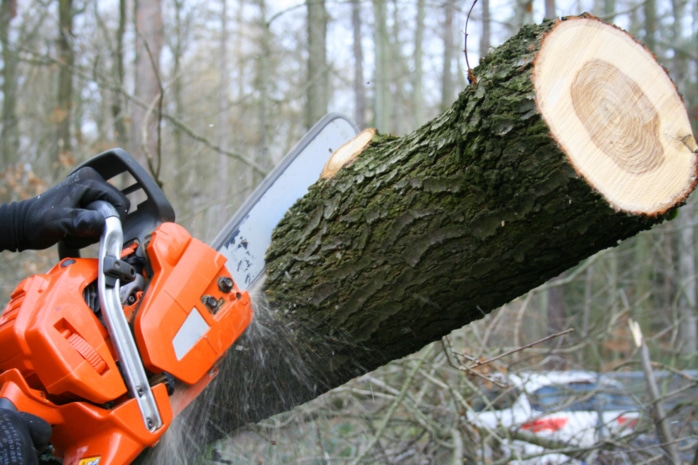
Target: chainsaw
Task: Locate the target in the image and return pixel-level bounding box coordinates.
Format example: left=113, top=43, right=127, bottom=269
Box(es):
left=0, top=114, right=358, bottom=465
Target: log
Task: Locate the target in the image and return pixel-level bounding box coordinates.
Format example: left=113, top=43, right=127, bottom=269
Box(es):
left=141, top=14, right=696, bottom=463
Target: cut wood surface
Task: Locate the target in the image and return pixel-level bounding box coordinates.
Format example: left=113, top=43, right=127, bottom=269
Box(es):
left=140, top=15, right=697, bottom=463
left=321, top=128, right=376, bottom=179
left=533, top=18, right=696, bottom=214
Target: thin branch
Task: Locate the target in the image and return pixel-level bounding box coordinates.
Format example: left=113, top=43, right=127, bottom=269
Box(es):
left=466, top=328, right=574, bottom=371
left=349, top=350, right=430, bottom=465
left=138, top=28, right=165, bottom=184
left=19, top=48, right=268, bottom=176
left=444, top=328, right=574, bottom=382
left=463, top=0, right=478, bottom=84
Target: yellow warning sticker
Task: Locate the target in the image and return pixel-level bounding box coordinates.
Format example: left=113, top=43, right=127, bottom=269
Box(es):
left=78, top=458, right=101, bottom=465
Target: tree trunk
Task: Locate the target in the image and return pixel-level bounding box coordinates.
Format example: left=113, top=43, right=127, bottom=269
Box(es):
left=372, top=0, right=389, bottom=131
left=131, top=0, right=163, bottom=168
left=55, top=0, right=75, bottom=165
left=110, top=0, right=128, bottom=148
left=412, top=0, right=424, bottom=127
left=479, top=0, right=490, bottom=59
left=142, top=15, right=697, bottom=463
left=351, top=0, right=366, bottom=129
left=0, top=0, right=18, bottom=165
left=440, top=0, right=456, bottom=110
left=305, top=0, right=328, bottom=129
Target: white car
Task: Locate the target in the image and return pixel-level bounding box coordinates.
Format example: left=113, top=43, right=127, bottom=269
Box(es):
left=467, top=371, right=640, bottom=464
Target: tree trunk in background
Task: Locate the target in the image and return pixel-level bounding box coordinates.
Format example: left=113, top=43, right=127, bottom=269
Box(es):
left=0, top=0, right=17, bottom=165
left=145, top=17, right=698, bottom=463
left=306, top=0, right=328, bottom=130
left=372, top=0, right=389, bottom=131
left=132, top=0, right=163, bottom=168
left=644, top=0, right=656, bottom=52
left=170, top=0, right=187, bottom=217
left=604, top=0, right=616, bottom=21
left=412, top=0, right=425, bottom=127
left=440, top=0, right=456, bottom=111
left=632, top=233, right=653, bottom=337
left=111, top=0, right=128, bottom=148
left=255, top=0, right=270, bottom=181
left=479, top=0, right=490, bottom=58
left=55, top=0, right=75, bottom=165
left=547, top=285, right=565, bottom=336
left=544, top=0, right=555, bottom=18
left=678, top=207, right=697, bottom=357
left=351, top=0, right=365, bottom=129
left=214, top=0, right=231, bottom=232
left=515, top=0, right=534, bottom=29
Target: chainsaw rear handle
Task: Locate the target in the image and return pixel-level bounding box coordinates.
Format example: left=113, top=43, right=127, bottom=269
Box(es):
left=58, top=148, right=175, bottom=259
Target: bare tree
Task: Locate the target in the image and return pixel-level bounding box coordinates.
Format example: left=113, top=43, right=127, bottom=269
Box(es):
left=306, top=0, right=328, bottom=129
left=372, top=0, right=390, bottom=131
left=351, top=0, right=366, bottom=128
left=411, top=0, right=425, bottom=127
left=111, top=0, right=128, bottom=148
left=55, top=0, right=76, bottom=165
left=479, top=0, right=491, bottom=58
left=440, top=0, right=457, bottom=110
left=131, top=0, right=163, bottom=169
left=0, top=0, right=18, bottom=164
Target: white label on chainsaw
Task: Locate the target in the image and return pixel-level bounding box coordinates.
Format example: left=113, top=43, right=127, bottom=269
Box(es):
left=173, top=308, right=210, bottom=360
left=214, top=114, right=358, bottom=290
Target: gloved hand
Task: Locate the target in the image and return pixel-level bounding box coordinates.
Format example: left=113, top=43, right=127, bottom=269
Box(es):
left=0, top=166, right=130, bottom=252
left=0, top=408, right=51, bottom=465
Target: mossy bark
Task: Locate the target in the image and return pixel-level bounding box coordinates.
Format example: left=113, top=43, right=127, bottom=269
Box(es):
left=140, top=16, right=694, bottom=463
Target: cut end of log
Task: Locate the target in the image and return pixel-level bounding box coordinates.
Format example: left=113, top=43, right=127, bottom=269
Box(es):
left=534, top=15, right=697, bottom=215
left=321, top=128, right=376, bottom=179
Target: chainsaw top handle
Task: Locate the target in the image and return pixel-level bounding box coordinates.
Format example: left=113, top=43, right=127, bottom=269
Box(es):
left=58, top=148, right=175, bottom=259
left=91, top=199, right=163, bottom=433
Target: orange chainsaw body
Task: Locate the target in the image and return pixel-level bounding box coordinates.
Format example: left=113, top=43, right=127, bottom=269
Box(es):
left=0, top=222, right=252, bottom=465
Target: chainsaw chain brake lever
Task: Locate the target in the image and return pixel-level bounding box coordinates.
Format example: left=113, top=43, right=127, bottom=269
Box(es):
left=93, top=200, right=163, bottom=433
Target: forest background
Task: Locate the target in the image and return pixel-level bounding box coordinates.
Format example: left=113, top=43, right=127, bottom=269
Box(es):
left=0, top=0, right=697, bottom=463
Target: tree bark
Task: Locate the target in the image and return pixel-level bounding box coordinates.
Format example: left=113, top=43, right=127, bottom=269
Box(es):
left=142, top=15, right=697, bottom=463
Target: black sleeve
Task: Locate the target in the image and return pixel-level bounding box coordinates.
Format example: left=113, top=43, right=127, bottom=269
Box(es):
left=0, top=202, right=24, bottom=253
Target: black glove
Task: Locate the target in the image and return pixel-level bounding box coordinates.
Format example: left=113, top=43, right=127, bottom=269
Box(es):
left=0, top=409, right=51, bottom=465
left=0, top=167, right=130, bottom=252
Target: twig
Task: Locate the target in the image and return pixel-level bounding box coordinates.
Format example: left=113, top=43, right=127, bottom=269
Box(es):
left=463, top=0, right=478, bottom=84
left=349, top=350, right=430, bottom=465
left=137, top=30, right=164, bottom=185
left=465, top=328, right=574, bottom=371
left=19, top=48, right=268, bottom=176
left=441, top=336, right=506, bottom=386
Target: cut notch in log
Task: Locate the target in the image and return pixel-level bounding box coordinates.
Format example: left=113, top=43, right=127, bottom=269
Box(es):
left=321, top=128, right=376, bottom=179
left=534, top=16, right=697, bottom=215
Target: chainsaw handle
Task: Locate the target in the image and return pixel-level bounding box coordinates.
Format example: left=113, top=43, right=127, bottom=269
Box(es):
left=87, top=199, right=119, bottom=221
left=94, top=200, right=163, bottom=433
left=58, top=148, right=175, bottom=259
